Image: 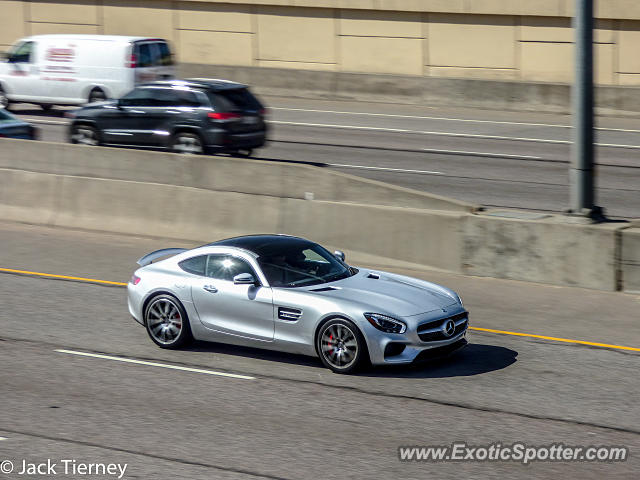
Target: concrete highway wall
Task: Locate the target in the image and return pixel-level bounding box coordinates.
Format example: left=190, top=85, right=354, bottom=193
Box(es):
left=1, top=138, right=638, bottom=292
left=3, top=1, right=640, bottom=113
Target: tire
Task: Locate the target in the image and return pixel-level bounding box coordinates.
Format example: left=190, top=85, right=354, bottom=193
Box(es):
left=88, top=88, right=106, bottom=104
left=0, top=86, right=9, bottom=110
left=70, top=124, right=100, bottom=146
left=40, top=104, right=53, bottom=112
left=316, top=318, right=369, bottom=374
left=144, top=294, right=193, bottom=349
left=171, top=132, right=204, bottom=154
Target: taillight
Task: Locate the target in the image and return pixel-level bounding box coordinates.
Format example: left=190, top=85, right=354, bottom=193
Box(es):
left=260, top=108, right=268, bottom=116
left=125, top=53, right=137, bottom=68
left=208, top=112, right=241, bottom=120
left=130, top=274, right=141, bottom=285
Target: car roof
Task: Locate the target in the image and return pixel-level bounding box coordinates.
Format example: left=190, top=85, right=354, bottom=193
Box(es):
left=139, top=78, right=247, bottom=91
left=206, top=235, right=315, bottom=257
left=23, top=34, right=159, bottom=43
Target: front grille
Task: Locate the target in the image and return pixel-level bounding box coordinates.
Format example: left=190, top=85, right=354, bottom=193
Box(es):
left=417, top=312, right=468, bottom=342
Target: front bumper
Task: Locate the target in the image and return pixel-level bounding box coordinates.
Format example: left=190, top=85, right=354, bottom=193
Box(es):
left=365, top=310, right=469, bottom=365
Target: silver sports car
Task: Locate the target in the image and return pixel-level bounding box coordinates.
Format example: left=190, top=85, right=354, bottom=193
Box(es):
left=128, top=235, right=468, bottom=373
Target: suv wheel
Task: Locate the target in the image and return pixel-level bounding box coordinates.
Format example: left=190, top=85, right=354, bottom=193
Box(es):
left=0, top=86, right=8, bottom=109
left=171, top=132, right=203, bottom=154
left=71, top=124, right=100, bottom=146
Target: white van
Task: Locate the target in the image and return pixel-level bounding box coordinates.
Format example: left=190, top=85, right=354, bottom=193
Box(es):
left=0, top=35, right=175, bottom=110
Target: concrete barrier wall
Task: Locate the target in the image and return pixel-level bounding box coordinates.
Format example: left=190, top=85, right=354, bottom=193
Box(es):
left=3, top=0, right=640, bottom=89
left=0, top=139, right=475, bottom=213
left=0, top=139, right=636, bottom=291
left=621, top=227, right=640, bottom=293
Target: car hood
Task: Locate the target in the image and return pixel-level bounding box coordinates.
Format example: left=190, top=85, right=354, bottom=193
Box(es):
left=306, top=270, right=458, bottom=317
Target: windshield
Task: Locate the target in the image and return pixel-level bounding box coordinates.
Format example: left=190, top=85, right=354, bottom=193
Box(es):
left=257, top=243, right=351, bottom=288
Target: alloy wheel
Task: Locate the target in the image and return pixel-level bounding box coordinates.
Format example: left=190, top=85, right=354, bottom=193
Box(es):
left=146, top=297, right=183, bottom=345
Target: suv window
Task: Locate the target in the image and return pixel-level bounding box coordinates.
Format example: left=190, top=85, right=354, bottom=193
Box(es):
left=8, top=41, right=34, bottom=63
left=205, top=255, right=256, bottom=282
left=207, top=88, right=262, bottom=112
left=119, top=87, right=157, bottom=107
left=179, top=255, right=207, bottom=275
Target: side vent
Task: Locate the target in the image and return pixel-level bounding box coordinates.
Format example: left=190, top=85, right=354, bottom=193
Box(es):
left=278, top=307, right=302, bottom=321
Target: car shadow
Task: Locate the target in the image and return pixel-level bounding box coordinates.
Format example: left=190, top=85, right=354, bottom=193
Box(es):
left=363, top=343, right=518, bottom=379
left=182, top=340, right=323, bottom=368
left=181, top=341, right=517, bottom=378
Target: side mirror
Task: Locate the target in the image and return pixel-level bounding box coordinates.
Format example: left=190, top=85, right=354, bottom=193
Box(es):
left=334, top=250, right=345, bottom=262
left=233, top=273, right=257, bottom=285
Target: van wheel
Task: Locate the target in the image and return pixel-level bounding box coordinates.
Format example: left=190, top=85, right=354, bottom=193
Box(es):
left=171, top=132, right=203, bottom=154
left=71, top=124, right=100, bottom=146
left=88, top=88, right=106, bottom=104
left=40, top=104, right=53, bottom=111
left=0, top=87, right=8, bottom=110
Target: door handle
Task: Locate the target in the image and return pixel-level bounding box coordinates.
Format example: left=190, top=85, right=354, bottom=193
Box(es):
left=203, top=285, right=218, bottom=293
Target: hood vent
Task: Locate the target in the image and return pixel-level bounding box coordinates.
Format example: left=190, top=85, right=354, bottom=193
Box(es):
left=309, top=286, right=339, bottom=292
left=278, top=307, right=302, bottom=321
left=367, top=273, right=380, bottom=279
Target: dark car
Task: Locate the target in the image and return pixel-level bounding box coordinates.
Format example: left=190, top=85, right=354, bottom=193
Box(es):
left=67, top=78, right=267, bottom=156
left=0, top=108, right=38, bottom=140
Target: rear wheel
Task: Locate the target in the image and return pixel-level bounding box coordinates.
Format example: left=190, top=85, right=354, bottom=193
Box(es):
left=88, top=88, right=106, bottom=104
left=70, top=124, right=100, bottom=146
left=144, top=294, right=193, bottom=349
left=317, top=318, right=368, bottom=374
left=0, top=86, right=8, bottom=110
left=171, top=132, right=204, bottom=154
left=40, top=104, right=53, bottom=111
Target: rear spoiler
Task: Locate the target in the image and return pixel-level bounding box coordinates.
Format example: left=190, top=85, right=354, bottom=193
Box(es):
left=137, top=248, right=188, bottom=267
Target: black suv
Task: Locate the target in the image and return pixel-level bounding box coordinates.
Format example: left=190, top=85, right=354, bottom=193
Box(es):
left=68, top=79, right=267, bottom=156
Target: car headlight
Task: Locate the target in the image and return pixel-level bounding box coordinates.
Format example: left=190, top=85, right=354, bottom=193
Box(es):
left=364, top=313, right=407, bottom=334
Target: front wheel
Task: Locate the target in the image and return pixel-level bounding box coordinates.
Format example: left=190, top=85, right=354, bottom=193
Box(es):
left=144, top=294, right=193, bottom=349
left=70, top=124, right=100, bottom=146
left=171, top=132, right=204, bottom=154
left=317, top=318, right=368, bottom=374
left=0, top=86, right=9, bottom=109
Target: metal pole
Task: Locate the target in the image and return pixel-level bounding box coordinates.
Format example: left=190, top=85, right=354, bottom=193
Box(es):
left=569, top=0, right=595, bottom=214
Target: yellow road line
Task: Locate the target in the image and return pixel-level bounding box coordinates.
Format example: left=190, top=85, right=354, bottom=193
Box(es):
left=0, top=267, right=127, bottom=286
left=469, top=326, right=640, bottom=352
left=2, top=266, right=639, bottom=353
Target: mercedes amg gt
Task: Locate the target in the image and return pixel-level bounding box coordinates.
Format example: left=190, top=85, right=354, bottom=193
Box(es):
left=128, top=235, right=468, bottom=373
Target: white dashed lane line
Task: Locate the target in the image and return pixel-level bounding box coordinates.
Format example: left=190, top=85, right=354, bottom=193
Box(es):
left=55, top=349, right=255, bottom=380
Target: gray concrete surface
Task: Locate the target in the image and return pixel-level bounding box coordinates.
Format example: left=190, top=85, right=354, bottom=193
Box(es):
left=622, top=227, right=640, bottom=293
left=0, top=164, right=632, bottom=290
left=0, top=221, right=638, bottom=479
left=11, top=97, right=640, bottom=218
left=181, top=63, right=640, bottom=116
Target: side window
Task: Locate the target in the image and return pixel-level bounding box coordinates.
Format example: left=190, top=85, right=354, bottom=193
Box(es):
left=8, top=41, right=34, bottom=64
left=119, top=87, right=155, bottom=107
left=205, top=255, right=256, bottom=282
left=136, top=43, right=153, bottom=68
left=150, top=88, right=180, bottom=107
left=177, top=90, right=201, bottom=107
left=179, top=255, right=207, bottom=276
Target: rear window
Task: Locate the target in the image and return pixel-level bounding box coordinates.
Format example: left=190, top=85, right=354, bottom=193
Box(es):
left=157, top=42, right=174, bottom=66
left=206, top=88, right=263, bottom=112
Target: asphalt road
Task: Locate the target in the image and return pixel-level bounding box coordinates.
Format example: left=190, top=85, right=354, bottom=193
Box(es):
left=10, top=97, right=640, bottom=219
left=0, top=221, right=638, bottom=479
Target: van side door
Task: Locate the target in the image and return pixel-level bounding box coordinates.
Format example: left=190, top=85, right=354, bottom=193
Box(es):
left=5, top=41, right=40, bottom=100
